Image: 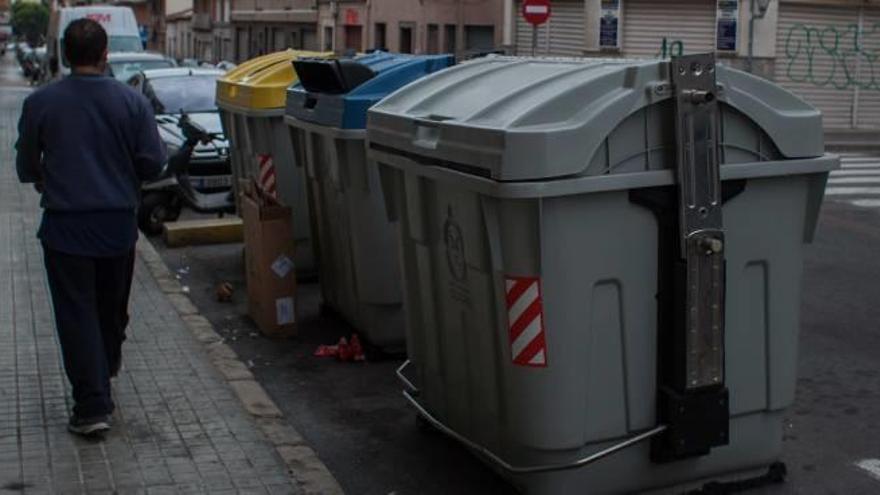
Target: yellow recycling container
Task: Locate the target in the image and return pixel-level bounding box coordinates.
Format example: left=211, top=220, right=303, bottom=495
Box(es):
left=217, top=49, right=331, bottom=278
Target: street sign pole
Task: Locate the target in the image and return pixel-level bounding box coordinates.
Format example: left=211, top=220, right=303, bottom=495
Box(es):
left=532, top=25, right=537, bottom=56
left=522, top=0, right=551, bottom=56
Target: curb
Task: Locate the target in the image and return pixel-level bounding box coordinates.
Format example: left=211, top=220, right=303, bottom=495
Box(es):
left=136, top=238, right=344, bottom=495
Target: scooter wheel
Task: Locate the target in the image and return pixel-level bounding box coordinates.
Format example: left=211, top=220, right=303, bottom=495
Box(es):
left=139, top=193, right=181, bottom=236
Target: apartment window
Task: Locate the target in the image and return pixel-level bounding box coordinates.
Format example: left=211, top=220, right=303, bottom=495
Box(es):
left=374, top=22, right=386, bottom=50
left=427, top=24, right=439, bottom=54
left=399, top=24, right=413, bottom=53
left=223, top=0, right=231, bottom=23
left=323, top=26, right=334, bottom=51
left=444, top=24, right=456, bottom=54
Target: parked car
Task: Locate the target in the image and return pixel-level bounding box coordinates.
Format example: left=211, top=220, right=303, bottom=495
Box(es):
left=127, top=67, right=232, bottom=196
left=178, top=58, right=201, bottom=68
left=106, top=51, right=176, bottom=82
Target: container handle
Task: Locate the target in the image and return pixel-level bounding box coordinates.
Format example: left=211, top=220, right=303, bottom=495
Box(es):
left=402, top=389, right=667, bottom=474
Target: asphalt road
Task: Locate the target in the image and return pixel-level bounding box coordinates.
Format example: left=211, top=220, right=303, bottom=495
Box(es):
left=152, top=185, right=880, bottom=495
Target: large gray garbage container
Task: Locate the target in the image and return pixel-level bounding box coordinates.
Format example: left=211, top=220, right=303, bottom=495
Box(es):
left=367, top=54, right=837, bottom=494
left=216, top=50, right=331, bottom=278
left=284, top=52, right=453, bottom=350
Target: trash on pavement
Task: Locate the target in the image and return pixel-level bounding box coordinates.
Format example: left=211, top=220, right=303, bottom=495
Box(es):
left=215, top=282, right=234, bottom=302
left=314, top=334, right=366, bottom=362
left=241, top=180, right=298, bottom=338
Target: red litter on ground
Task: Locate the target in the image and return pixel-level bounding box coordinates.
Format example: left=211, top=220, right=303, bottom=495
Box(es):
left=314, top=334, right=366, bottom=362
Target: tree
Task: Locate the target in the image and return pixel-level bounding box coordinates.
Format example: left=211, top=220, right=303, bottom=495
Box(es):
left=12, top=2, right=50, bottom=46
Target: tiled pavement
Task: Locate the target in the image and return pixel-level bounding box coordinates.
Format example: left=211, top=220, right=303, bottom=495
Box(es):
left=0, top=69, right=300, bottom=493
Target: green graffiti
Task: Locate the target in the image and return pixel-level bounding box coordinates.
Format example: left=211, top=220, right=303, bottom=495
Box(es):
left=783, top=22, right=880, bottom=90
left=658, top=37, right=684, bottom=58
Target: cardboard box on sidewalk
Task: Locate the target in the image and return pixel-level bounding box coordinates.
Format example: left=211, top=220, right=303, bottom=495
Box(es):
left=241, top=182, right=297, bottom=338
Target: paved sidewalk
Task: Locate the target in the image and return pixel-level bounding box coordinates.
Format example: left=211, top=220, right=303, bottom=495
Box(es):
left=0, top=78, right=300, bottom=492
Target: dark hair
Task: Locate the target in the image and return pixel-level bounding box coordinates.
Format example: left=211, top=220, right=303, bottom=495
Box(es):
left=63, top=18, right=108, bottom=67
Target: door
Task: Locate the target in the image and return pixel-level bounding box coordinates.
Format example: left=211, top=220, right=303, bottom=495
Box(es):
left=274, top=27, right=287, bottom=51
left=345, top=25, right=363, bottom=52
left=427, top=24, right=439, bottom=54
left=302, top=28, right=317, bottom=50
left=465, top=25, right=494, bottom=52
left=399, top=23, right=414, bottom=53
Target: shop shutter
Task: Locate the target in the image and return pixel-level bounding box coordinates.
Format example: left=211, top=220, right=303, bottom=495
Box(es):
left=515, top=0, right=585, bottom=57
left=622, top=0, right=716, bottom=58
left=775, top=3, right=860, bottom=130
left=855, top=6, right=880, bottom=129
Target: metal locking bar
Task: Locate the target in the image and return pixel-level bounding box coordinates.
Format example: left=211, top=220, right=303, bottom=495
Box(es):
left=671, top=53, right=726, bottom=391
left=652, top=53, right=730, bottom=462
left=395, top=359, right=420, bottom=395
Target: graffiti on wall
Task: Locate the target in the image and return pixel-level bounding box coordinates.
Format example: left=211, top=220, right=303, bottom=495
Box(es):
left=783, top=23, right=880, bottom=90
left=658, top=37, right=684, bottom=58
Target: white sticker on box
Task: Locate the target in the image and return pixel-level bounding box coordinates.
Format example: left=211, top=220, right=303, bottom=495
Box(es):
left=271, top=255, right=294, bottom=278
left=275, top=297, right=295, bottom=325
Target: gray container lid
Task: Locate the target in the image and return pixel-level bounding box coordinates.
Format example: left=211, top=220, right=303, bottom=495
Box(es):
left=367, top=56, right=824, bottom=182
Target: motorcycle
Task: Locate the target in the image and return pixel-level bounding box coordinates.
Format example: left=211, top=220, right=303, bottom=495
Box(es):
left=139, top=113, right=235, bottom=235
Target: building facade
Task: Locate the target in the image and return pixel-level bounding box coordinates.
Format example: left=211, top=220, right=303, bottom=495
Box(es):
left=191, top=0, right=235, bottom=63
left=316, top=0, right=504, bottom=58
left=503, top=0, right=879, bottom=133
left=230, top=0, right=318, bottom=62
left=166, top=8, right=194, bottom=59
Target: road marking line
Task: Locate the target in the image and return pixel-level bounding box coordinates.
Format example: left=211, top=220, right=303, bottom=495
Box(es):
left=851, top=199, right=880, bottom=208
left=825, top=187, right=880, bottom=196
left=828, top=177, right=880, bottom=185
left=840, top=156, right=880, bottom=162
left=831, top=170, right=880, bottom=176
left=841, top=163, right=880, bottom=169
left=856, top=459, right=880, bottom=482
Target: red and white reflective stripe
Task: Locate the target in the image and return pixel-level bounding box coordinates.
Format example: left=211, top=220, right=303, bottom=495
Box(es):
left=257, top=154, right=277, bottom=197
left=505, top=276, right=547, bottom=367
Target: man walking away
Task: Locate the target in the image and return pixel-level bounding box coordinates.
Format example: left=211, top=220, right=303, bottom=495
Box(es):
left=15, top=19, right=165, bottom=437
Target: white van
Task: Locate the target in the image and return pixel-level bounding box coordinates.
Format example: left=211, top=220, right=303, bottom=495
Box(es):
left=47, top=6, right=142, bottom=79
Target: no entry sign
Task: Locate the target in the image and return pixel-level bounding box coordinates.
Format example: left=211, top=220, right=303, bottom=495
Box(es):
left=522, top=0, right=551, bottom=26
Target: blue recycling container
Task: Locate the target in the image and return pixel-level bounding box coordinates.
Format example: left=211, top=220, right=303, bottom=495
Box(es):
left=284, top=52, right=454, bottom=350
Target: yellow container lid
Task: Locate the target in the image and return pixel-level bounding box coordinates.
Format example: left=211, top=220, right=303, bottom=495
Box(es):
left=217, top=49, right=333, bottom=111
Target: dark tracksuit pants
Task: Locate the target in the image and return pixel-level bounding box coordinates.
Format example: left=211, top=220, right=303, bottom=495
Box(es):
left=43, top=245, right=136, bottom=418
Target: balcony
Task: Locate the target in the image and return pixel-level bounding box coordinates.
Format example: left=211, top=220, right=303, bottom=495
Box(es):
left=193, top=13, right=213, bottom=31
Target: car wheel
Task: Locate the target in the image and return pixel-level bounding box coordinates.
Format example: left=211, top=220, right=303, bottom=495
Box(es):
left=139, top=193, right=181, bottom=236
